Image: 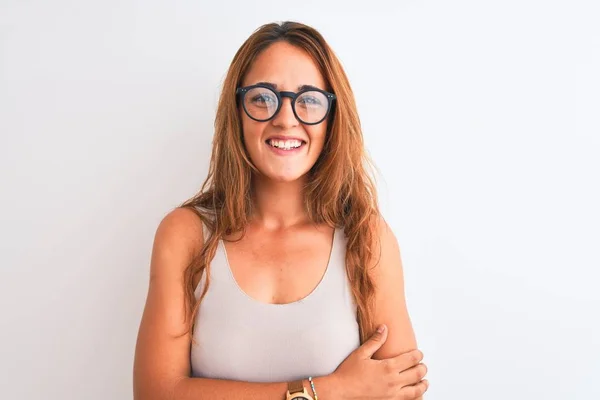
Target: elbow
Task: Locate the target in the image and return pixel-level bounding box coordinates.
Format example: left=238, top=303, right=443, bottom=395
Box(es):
left=134, top=376, right=189, bottom=400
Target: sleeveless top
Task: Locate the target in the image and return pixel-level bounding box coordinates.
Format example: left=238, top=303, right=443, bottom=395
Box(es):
left=190, top=220, right=361, bottom=382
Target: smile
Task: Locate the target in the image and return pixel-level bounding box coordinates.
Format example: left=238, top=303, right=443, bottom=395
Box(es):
left=265, top=139, right=307, bottom=155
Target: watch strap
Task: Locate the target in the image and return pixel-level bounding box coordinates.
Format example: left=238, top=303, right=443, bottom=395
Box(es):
left=288, top=380, right=305, bottom=393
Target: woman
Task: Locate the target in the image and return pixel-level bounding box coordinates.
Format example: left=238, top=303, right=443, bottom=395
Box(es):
left=134, top=21, right=429, bottom=400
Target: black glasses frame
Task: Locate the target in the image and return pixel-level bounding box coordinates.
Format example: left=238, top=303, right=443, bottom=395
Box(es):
left=236, top=83, right=336, bottom=125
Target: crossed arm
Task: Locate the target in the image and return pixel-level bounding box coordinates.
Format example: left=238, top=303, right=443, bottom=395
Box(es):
left=133, top=209, right=422, bottom=399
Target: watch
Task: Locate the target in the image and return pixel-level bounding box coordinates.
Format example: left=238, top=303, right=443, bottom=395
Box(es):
left=285, top=380, right=314, bottom=400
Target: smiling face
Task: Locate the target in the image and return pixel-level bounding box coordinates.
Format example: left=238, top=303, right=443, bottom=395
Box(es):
left=239, top=41, right=329, bottom=182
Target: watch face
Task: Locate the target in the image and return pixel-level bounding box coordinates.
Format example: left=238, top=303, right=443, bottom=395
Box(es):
left=292, top=397, right=309, bottom=400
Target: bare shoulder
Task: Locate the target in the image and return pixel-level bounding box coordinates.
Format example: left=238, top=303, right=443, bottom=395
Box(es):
left=370, top=214, right=418, bottom=359
left=150, top=207, right=205, bottom=278
left=368, top=214, right=404, bottom=292
left=133, top=206, right=205, bottom=398
left=372, top=214, right=399, bottom=264
left=373, top=215, right=403, bottom=273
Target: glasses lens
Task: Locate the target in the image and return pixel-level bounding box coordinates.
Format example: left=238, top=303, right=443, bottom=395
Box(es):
left=243, top=87, right=279, bottom=121
left=295, top=91, right=329, bottom=124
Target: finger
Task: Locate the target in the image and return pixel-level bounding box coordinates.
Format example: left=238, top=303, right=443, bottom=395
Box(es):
left=398, top=363, right=428, bottom=387
left=398, top=379, right=429, bottom=399
left=388, top=349, right=424, bottom=372
left=357, top=324, right=388, bottom=359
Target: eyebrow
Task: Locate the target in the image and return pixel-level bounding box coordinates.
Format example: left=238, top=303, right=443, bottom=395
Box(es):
left=254, top=81, right=323, bottom=92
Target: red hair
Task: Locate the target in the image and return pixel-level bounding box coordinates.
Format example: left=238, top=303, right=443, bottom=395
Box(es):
left=179, top=21, right=382, bottom=345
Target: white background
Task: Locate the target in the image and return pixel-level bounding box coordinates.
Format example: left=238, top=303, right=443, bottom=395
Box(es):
left=1, top=1, right=598, bottom=399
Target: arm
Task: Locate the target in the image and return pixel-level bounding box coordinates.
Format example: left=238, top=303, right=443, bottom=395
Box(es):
left=174, top=376, right=337, bottom=400
left=369, top=216, right=425, bottom=398
left=133, top=208, right=339, bottom=400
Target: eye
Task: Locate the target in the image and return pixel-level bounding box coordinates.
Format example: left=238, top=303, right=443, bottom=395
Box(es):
left=299, top=96, right=320, bottom=105
left=250, top=93, right=276, bottom=105
left=297, top=91, right=325, bottom=108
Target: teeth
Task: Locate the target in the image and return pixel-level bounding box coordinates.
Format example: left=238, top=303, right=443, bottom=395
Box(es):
left=268, top=139, right=303, bottom=150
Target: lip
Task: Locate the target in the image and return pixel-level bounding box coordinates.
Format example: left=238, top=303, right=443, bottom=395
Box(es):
left=264, top=138, right=306, bottom=156
left=265, top=135, right=307, bottom=143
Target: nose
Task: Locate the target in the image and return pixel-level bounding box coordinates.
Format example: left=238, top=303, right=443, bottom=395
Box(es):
left=271, top=96, right=299, bottom=128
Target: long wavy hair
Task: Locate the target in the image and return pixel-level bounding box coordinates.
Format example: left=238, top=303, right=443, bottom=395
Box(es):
left=178, top=21, right=382, bottom=345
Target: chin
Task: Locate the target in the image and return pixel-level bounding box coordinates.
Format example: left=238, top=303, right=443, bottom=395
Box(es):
left=268, top=173, right=305, bottom=182
left=261, top=168, right=307, bottom=182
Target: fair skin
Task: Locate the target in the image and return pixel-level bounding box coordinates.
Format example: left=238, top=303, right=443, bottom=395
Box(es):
left=133, top=41, right=428, bottom=399
left=222, top=40, right=335, bottom=305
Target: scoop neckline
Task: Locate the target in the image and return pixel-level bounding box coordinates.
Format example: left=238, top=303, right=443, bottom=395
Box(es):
left=219, top=227, right=337, bottom=308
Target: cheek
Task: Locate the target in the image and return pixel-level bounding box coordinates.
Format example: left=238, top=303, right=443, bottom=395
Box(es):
left=239, top=107, right=256, bottom=141
left=241, top=118, right=263, bottom=144
left=307, top=124, right=328, bottom=147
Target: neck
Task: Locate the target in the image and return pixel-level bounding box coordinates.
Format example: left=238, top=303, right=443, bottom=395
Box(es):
left=251, top=173, right=309, bottom=230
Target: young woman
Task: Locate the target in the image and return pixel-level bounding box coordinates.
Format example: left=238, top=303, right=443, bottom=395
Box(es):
left=134, top=21, right=429, bottom=400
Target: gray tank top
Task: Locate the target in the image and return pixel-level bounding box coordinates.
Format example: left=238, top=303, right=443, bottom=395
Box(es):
left=190, top=221, right=361, bottom=382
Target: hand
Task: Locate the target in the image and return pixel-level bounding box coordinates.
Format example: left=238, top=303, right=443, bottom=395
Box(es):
left=331, top=325, right=429, bottom=400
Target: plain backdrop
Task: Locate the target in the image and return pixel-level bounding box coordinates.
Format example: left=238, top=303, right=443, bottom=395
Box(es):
left=1, top=1, right=599, bottom=399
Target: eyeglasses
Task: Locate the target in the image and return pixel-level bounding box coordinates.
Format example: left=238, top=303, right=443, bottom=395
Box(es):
left=236, top=84, right=336, bottom=125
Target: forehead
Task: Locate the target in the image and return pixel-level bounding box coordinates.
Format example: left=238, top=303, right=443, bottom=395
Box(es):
left=242, top=41, right=327, bottom=90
